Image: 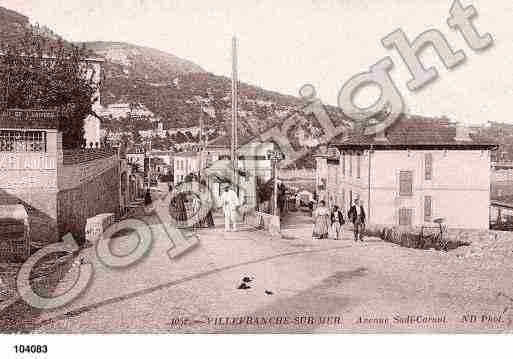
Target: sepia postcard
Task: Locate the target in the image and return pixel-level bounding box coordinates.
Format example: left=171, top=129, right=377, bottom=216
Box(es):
left=0, top=0, right=512, bottom=342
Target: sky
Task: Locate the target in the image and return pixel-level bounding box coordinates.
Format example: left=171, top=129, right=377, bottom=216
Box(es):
left=2, top=0, right=513, bottom=125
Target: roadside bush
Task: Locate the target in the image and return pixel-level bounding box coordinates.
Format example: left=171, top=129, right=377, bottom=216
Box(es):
left=377, top=225, right=470, bottom=251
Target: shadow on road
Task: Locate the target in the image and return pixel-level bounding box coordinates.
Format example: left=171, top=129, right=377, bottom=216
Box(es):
left=211, top=267, right=368, bottom=333
left=1, top=244, right=355, bottom=333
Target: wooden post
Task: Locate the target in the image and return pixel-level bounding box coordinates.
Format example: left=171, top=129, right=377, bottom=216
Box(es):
left=231, top=36, right=239, bottom=193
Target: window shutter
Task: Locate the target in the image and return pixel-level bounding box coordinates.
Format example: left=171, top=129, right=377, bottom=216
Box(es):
left=356, top=153, right=361, bottom=179
left=399, top=171, right=413, bottom=196
left=349, top=154, right=353, bottom=177
left=425, top=153, right=433, bottom=180
left=424, top=195, right=432, bottom=222
left=342, top=154, right=345, bottom=176
left=399, top=208, right=413, bottom=226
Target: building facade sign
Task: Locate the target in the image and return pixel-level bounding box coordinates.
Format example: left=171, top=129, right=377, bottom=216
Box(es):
left=0, top=109, right=59, bottom=129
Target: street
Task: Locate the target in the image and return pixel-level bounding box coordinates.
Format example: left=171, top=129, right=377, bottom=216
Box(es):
left=1, top=193, right=513, bottom=334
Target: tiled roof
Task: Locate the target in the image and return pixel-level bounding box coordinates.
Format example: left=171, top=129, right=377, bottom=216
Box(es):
left=206, top=135, right=231, bottom=148
left=62, top=149, right=117, bottom=165
left=331, top=115, right=497, bottom=149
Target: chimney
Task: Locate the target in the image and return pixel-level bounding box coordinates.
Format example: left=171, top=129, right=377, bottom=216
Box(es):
left=455, top=122, right=472, bottom=142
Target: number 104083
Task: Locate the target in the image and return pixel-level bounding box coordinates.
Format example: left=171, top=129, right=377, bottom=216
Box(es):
left=13, top=345, right=48, bottom=354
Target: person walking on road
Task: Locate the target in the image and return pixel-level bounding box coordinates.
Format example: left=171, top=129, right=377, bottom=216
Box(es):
left=220, top=184, right=239, bottom=232
left=144, top=188, right=152, bottom=206
left=169, top=192, right=188, bottom=226
left=330, top=205, right=345, bottom=240
left=193, top=180, right=215, bottom=228
left=348, top=198, right=366, bottom=241
left=312, top=200, right=330, bottom=239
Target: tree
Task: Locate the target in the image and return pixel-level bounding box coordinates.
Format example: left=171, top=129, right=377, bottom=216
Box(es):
left=0, top=31, right=97, bottom=149
left=174, top=131, right=187, bottom=143
left=131, top=129, right=142, bottom=144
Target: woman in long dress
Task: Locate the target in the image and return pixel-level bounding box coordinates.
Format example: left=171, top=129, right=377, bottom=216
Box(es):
left=200, top=180, right=215, bottom=228
left=169, top=192, right=188, bottom=227
left=191, top=183, right=215, bottom=229
left=312, top=200, right=330, bottom=239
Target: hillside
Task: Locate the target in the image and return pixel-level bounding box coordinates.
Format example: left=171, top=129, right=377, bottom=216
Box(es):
left=0, top=6, right=68, bottom=47
left=100, top=72, right=304, bottom=132
left=0, top=6, right=29, bottom=38
left=0, top=5, right=348, bottom=168
left=79, top=41, right=307, bottom=135
left=475, top=122, right=513, bottom=162
left=81, top=41, right=205, bottom=80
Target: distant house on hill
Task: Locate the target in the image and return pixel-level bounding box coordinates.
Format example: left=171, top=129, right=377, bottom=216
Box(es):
left=166, top=126, right=201, bottom=137
left=98, top=102, right=155, bottom=120
left=316, top=115, right=497, bottom=229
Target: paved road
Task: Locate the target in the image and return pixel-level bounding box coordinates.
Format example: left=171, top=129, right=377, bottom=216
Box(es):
left=2, top=200, right=513, bottom=333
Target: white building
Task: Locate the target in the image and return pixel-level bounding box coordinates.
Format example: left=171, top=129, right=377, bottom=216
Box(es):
left=98, top=103, right=155, bottom=120
left=149, top=150, right=173, bottom=166
left=203, top=134, right=275, bottom=207
left=317, top=116, right=497, bottom=229
left=83, top=115, right=102, bottom=148
left=173, top=151, right=200, bottom=184
left=126, top=151, right=145, bottom=168
left=167, top=126, right=201, bottom=137
left=82, top=57, right=104, bottom=147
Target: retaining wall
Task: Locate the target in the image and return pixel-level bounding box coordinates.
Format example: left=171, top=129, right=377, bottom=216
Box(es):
left=57, top=165, right=120, bottom=244
left=241, top=205, right=281, bottom=238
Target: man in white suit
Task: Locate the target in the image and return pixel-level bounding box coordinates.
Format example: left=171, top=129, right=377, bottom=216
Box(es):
left=220, top=184, right=240, bottom=232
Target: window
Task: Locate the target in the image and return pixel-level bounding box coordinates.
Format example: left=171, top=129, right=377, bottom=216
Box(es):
left=398, top=208, right=413, bottom=226
left=349, top=190, right=353, bottom=206
left=424, top=195, right=432, bottom=222
left=349, top=153, right=353, bottom=177
left=0, top=130, right=47, bottom=152
left=341, top=153, right=345, bottom=176
left=399, top=171, right=413, bottom=196
left=425, top=153, right=433, bottom=180
left=356, top=153, right=361, bottom=179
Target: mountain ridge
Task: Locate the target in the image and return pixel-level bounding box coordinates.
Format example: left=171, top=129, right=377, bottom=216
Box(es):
left=80, top=41, right=206, bottom=80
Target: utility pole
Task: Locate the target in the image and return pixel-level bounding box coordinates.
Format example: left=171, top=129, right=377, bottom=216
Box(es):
left=231, top=36, right=239, bottom=193
left=273, top=160, right=278, bottom=216
left=199, top=114, right=204, bottom=181
left=267, top=149, right=283, bottom=216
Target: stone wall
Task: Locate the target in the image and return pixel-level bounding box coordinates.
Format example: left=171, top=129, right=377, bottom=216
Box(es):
left=364, top=223, right=513, bottom=246
left=241, top=206, right=281, bottom=238
left=444, top=228, right=513, bottom=243
left=57, top=165, right=120, bottom=244
left=0, top=144, right=60, bottom=247
left=0, top=188, right=58, bottom=247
